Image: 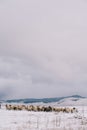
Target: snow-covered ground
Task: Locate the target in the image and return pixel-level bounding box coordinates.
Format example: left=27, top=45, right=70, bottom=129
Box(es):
left=1, top=105, right=87, bottom=130
left=56, top=98, right=87, bottom=106
left=48, top=97, right=87, bottom=107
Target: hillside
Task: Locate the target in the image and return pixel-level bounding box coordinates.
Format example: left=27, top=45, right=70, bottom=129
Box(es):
left=4, top=95, right=85, bottom=105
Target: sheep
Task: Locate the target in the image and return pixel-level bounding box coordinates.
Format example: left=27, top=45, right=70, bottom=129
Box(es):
left=6, top=104, right=11, bottom=110
left=5, top=104, right=78, bottom=113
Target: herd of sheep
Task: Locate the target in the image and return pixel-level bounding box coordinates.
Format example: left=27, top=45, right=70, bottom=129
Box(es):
left=5, top=104, right=78, bottom=113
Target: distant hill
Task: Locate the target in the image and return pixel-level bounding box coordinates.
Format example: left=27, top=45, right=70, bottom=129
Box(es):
left=56, top=96, right=87, bottom=106
left=5, top=95, right=85, bottom=104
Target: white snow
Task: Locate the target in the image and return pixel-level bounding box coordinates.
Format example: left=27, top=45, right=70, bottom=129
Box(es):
left=0, top=104, right=87, bottom=130
left=50, top=97, right=87, bottom=107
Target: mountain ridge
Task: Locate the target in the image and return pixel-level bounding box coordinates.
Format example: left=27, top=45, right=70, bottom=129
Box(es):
left=5, top=95, right=85, bottom=104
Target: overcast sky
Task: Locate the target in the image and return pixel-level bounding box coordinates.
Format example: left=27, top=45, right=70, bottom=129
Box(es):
left=0, top=0, right=87, bottom=99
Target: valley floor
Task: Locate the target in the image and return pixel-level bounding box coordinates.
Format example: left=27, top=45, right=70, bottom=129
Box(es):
left=0, top=106, right=87, bottom=130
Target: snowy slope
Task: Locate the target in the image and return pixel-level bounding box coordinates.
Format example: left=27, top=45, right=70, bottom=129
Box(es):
left=0, top=106, right=87, bottom=130
left=54, top=97, right=87, bottom=106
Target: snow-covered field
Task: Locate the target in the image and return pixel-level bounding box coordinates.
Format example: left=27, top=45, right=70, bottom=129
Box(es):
left=1, top=105, right=87, bottom=130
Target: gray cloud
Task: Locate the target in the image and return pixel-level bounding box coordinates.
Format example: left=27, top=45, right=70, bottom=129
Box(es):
left=0, top=0, right=87, bottom=99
